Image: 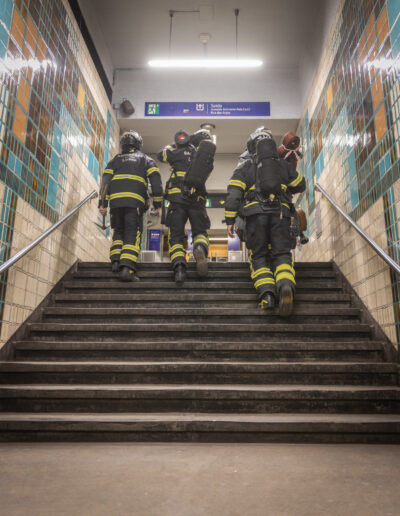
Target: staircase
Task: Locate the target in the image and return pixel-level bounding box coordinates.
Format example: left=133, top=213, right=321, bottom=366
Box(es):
left=0, top=261, right=399, bottom=442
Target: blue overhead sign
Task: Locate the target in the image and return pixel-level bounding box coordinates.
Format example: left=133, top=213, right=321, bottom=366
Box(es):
left=145, top=102, right=270, bottom=117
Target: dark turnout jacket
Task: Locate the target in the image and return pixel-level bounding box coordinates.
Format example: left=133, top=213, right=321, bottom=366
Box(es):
left=157, top=143, right=199, bottom=204
left=99, top=149, right=163, bottom=210
left=224, top=157, right=306, bottom=225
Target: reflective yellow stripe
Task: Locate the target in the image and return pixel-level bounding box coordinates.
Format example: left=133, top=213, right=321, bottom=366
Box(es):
left=254, top=278, right=276, bottom=288
left=282, top=203, right=290, bottom=210
left=168, top=188, right=182, bottom=194
left=110, top=249, right=121, bottom=256
left=104, top=169, right=113, bottom=175
left=244, top=201, right=259, bottom=208
left=229, top=179, right=246, bottom=190
left=171, top=251, right=186, bottom=261
left=170, top=244, right=185, bottom=252
left=153, top=196, right=163, bottom=202
left=251, top=268, right=272, bottom=279
left=249, top=185, right=255, bottom=190
left=224, top=210, right=237, bottom=217
left=175, top=171, right=186, bottom=177
left=111, top=240, right=123, bottom=246
left=194, top=236, right=209, bottom=245
left=109, top=192, right=146, bottom=204
left=288, top=173, right=303, bottom=187
left=147, top=167, right=159, bottom=176
left=275, top=272, right=296, bottom=284
left=281, top=184, right=287, bottom=191
left=122, top=244, right=140, bottom=252
left=112, top=174, right=147, bottom=185
left=120, top=253, right=138, bottom=262
left=275, top=264, right=295, bottom=274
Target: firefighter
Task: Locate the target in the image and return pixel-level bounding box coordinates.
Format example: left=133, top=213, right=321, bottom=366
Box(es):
left=157, top=129, right=213, bottom=285
left=99, top=130, right=163, bottom=281
left=225, top=129, right=306, bottom=316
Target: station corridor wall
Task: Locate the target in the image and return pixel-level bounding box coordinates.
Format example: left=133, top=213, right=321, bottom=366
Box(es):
left=0, top=0, right=118, bottom=348
left=296, top=0, right=400, bottom=345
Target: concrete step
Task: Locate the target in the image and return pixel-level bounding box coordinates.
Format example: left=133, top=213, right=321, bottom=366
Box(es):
left=26, top=322, right=374, bottom=342
left=41, top=306, right=362, bottom=324
left=78, top=261, right=335, bottom=271
left=0, top=361, right=396, bottom=385
left=62, top=281, right=343, bottom=294
left=13, top=340, right=385, bottom=362
left=1, top=412, right=398, bottom=443
left=72, top=270, right=338, bottom=281
left=0, top=385, right=398, bottom=413
left=53, top=292, right=352, bottom=308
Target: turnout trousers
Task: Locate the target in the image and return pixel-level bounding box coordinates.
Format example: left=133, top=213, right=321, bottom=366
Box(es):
left=246, top=212, right=296, bottom=299
left=109, top=207, right=142, bottom=271
left=166, top=202, right=210, bottom=269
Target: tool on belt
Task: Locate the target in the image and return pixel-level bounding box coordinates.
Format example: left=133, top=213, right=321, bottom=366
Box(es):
left=95, top=184, right=110, bottom=231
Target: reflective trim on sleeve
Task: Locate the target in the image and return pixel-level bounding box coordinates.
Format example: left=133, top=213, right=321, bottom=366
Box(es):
left=224, top=210, right=238, bottom=218
left=175, top=171, right=186, bottom=177
left=147, top=167, right=159, bottom=176
left=153, top=196, right=163, bottom=202
left=168, top=188, right=182, bottom=194
left=244, top=201, right=259, bottom=208
left=228, top=179, right=246, bottom=190
left=103, top=169, right=113, bottom=175
left=288, top=173, right=304, bottom=187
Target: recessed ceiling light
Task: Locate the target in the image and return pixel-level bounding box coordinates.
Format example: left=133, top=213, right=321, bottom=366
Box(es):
left=148, top=59, right=263, bottom=69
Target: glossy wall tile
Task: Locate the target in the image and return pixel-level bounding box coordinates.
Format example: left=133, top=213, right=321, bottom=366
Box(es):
left=296, top=0, right=400, bottom=345
left=0, top=0, right=119, bottom=346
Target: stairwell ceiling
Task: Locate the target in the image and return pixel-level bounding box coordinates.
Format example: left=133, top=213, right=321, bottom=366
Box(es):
left=78, top=0, right=337, bottom=153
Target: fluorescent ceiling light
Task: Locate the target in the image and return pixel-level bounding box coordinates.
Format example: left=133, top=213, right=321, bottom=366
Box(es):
left=148, top=59, right=263, bottom=69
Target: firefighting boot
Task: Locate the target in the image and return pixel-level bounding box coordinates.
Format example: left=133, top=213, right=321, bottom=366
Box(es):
left=174, top=263, right=187, bottom=286
left=119, top=266, right=140, bottom=282
left=193, top=245, right=208, bottom=277
left=260, top=293, right=275, bottom=310
left=111, top=261, right=120, bottom=274
left=279, top=283, right=294, bottom=317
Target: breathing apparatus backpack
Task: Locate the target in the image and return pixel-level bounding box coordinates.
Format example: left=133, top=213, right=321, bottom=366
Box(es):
left=255, top=138, right=282, bottom=203
left=184, top=139, right=216, bottom=191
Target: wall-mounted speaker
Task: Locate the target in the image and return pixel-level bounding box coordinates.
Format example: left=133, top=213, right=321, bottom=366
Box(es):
left=121, top=98, right=135, bottom=116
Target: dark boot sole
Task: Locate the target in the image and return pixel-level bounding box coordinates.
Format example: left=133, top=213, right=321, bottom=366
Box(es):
left=279, top=284, right=294, bottom=317
left=194, top=247, right=208, bottom=277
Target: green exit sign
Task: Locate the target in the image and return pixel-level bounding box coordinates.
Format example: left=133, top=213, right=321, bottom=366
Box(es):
left=147, top=103, right=160, bottom=115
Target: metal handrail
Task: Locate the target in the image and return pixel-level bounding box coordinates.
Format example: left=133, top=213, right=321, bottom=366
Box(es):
left=315, top=183, right=400, bottom=276
left=0, top=190, right=98, bottom=277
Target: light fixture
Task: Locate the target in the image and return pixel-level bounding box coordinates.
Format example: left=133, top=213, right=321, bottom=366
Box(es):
left=149, top=8, right=262, bottom=70
left=148, top=59, right=262, bottom=68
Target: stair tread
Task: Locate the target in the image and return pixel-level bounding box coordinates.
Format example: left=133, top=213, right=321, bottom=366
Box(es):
left=13, top=340, right=384, bottom=349
left=0, top=413, right=399, bottom=423
left=63, top=281, right=341, bottom=289
left=0, top=360, right=395, bottom=371
left=28, top=323, right=372, bottom=331
left=55, top=293, right=350, bottom=300
left=1, top=384, right=398, bottom=391
left=43, top=307, right=360, bottom=316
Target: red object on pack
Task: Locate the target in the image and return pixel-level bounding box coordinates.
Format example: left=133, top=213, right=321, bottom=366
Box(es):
left=278, top=132, right=302, bottom=168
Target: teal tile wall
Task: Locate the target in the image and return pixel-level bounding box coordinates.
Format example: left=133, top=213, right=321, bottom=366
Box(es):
left=297, top=0, right=400, bottom=340
left=0, top=0, right=116, bottom=335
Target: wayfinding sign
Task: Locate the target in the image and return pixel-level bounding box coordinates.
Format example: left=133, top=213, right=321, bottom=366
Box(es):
left=145, top=102, right=270, bottom=117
